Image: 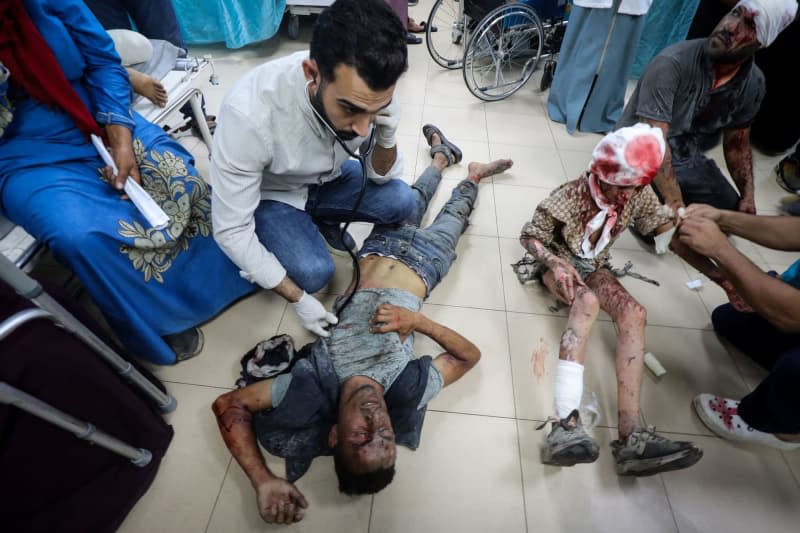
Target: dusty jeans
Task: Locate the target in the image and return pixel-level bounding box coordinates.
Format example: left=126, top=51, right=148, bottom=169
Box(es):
left=358, top=165, right=478, bottom=296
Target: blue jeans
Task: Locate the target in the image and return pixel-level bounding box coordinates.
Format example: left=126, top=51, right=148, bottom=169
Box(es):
left=253, top=160, right=415, bottom=293
left=359, top=165, right=478, bottom=296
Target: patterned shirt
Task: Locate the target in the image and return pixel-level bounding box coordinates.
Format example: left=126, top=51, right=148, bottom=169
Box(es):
left=520, top=175, right=672, bottom=268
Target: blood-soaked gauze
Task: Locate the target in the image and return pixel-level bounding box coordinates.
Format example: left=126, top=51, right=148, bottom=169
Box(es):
left=580, top=123, right=666, bottom=259
left=734, top=0, right=798, bottom=48
left=554, top=359, right=584, bottom=419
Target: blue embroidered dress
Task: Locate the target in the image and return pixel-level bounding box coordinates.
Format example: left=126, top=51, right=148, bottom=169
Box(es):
left=0, top=0, right=255, bottom=363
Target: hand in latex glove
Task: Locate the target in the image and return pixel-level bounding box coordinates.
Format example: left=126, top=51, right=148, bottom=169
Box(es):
left=292, top=292, right=338, bottom=337
left=374, top=98, right=401, bottom=148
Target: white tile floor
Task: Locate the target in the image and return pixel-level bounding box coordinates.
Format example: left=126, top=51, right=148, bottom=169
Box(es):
left=116, top=3, right=800, bottom=531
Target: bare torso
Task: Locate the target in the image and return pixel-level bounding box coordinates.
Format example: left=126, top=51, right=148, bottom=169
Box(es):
left=348, top=255, right=427, bottom=299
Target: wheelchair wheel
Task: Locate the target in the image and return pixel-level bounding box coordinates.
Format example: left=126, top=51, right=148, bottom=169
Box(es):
left=426, top=0, right=467, bottom=70
left=462, top=3, right=544, bottom=101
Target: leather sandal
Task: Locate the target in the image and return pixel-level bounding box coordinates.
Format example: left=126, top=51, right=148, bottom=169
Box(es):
left=422, top=123, right=462, bottom=166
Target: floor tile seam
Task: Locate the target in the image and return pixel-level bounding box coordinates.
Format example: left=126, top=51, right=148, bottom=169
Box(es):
left=715, top=335, right=758, bottom=394
left=159, top=380, right=234, bottom=391
left=501, top=306, right=531, bottom=532
left=479, top=138, right=558, bottom=150
left=203, top=456, right=233, bottom=533
left=552, top=128, right=575, bottom=182
left=492, top=182, right=557, bottom=192
left=367, top=493, right=376, bottom=533
left=503, top=308, right=714, bottom=330
left=657, top=470, right=681, bottom=533
left=779, top=452, right=800, bottom=491
left=427, top=408, right=522, bottom=422
left=512, top=404, right=530, bottom=533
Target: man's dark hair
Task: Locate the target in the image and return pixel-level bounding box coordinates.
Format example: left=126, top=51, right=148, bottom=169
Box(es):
left=310, top=0, right=408, bottom=90
left=333, top=449, right=396, bottom=495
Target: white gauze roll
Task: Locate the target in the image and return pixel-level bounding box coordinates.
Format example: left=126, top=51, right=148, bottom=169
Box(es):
left=554, top=359, right=585, bottom=419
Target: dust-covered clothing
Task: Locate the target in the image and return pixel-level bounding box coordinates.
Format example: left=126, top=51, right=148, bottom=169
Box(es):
left=520, top=175, right=671, bottom=269
left=617, top=39, right=765, bottom=209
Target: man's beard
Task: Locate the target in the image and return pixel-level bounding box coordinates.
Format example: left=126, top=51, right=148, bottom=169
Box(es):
left=310, top=82, right=358, bottom=141
left=704, top=32, right=759, bottom=64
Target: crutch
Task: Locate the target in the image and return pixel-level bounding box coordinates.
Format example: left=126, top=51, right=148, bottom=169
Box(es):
left=0, top=252, right=177, bottom=413
left=0, top=381, right=153, bottom=466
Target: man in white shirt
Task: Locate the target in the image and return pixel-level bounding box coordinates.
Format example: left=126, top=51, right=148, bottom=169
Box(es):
left=210, top=0, right=414, bottom=337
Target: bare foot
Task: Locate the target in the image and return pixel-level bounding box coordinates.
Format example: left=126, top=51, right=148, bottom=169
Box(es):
left=466, top=159, right=514, bottom=182
left=408, top=17, right=424, bottom=33
left=128, top=68, right=168, bottom=107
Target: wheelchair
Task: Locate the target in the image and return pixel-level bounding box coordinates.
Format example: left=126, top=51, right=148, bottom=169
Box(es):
left=425, top=0, right=568, bottom=101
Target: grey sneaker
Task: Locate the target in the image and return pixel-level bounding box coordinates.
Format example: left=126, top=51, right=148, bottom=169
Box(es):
left=538, top=410, right=600, bottom=466
left=611, top=427, right=702, bottom=476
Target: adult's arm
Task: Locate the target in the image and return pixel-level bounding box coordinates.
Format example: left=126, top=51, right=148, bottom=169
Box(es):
left=642, top=118, right=684, bottom=209
left=212, top=381, right=308, bottom=524
left=678, top=215, right=800, bottom=332
left=685, top=204, right=800, bottom=250
left=210, top=105, right=290, bottom=291
left=722, top=127, right=756, bottom=214
left=55, top=0, right=134, bottom=129
left=628, top=52, right=683, bottom=208
left=55, top=0, right=139, bottom=187
left=369, top=305, right=481, bottom=386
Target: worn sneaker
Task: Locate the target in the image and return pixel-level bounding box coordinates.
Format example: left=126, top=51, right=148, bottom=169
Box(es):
left=318, top=223, right=357, bottom=256
left=538, top=410, right=600, bottom=466
left=693, top=394, right=800, bottom=451
left=611, top=427, right=702, bottom=476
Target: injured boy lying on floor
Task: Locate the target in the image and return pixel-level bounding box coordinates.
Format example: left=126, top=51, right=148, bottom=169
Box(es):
left=515, top=123, right=704, bottom=476
left=212, top=124, right=513, bottom=525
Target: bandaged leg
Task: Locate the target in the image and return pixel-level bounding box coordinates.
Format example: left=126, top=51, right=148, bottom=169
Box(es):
left=542, top=274, right=600, bottom=418
left=554, top=360, right=585, bottom=419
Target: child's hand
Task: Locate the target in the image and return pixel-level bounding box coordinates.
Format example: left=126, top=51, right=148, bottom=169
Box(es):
left=549, top=257, right=587, bottom=304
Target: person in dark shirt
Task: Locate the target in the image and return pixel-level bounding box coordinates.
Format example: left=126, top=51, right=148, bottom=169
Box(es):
left=211, top=126, right=513, bottom=525
left=618, top=0, right=797, bottom=214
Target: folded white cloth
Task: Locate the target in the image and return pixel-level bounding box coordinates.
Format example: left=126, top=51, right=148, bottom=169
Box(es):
left=107, top=29, right=153, bottom=66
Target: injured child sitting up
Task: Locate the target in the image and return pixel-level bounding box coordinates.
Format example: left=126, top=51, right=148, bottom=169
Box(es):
left=516, top=123, right=703, bottom=476
left=212, top=124, right=513, bottom=525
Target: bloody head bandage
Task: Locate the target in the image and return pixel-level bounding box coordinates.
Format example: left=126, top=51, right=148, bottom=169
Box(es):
left=734, top=0, right=798, bottom=47
left=588, top=123, right=666, bottom=187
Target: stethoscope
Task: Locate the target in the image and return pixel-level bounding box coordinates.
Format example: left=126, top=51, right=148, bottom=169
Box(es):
left=305, top=80, right=377, bottom=317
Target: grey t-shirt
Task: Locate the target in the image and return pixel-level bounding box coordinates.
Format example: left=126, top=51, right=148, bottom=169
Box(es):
left=618, top=39, right=765, bottom=161
left=272, top=288, right=443, bottom=408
